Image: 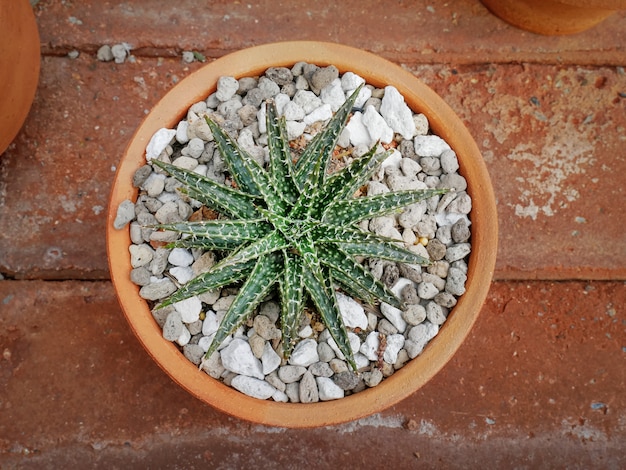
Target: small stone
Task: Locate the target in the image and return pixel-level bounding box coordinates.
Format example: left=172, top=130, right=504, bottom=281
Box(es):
left=378, top=318, right=398, bottom=336
left=362, top=105, right=394, bottom=144
left=401, top=283, right=419, bottom=304
left=213, top=295, right=236, bottom=312
left=380, top=86, right=416, bottom=140
left=285, top=383, right=300, bottom=403
left=168, top=248, right=194, bottom=267
left=445, top=243, right=472, bottom=263
left=248, top=334, right=266, bottom=359
left=259, top=301, right=280, bottom=324
left=286, top=120, right=306, bottom=140
left=111, top=43, right=128, bottom=63
left=309, top=65, right=339, bottom=94
left=341, top=71, right=365, bottom=91
left=417, top=282, right=439, bottom=300
left=426, top=239, right=447, bottom=261
left=333, top=371, right=360, bottom=391
left=309, top=362, right=334, bottom=377
left=114, top=199, right=136, bottom=229
left=317, top=377, right=345, bottom=401
left=362, top=368, right=384, bottom=387
left=176, top=327, right=191, bottom=347
left=173, top=296, right=202, bottom=323
left=278, top=365, right=307, bottom=384
left=414, top=135, right=451, bottom=157
left=426, top=302, right=447, bottom=325
left=129, top=244, right=154, bottom=268
left=289, top=338, right=320, bottom=367
left=451, top=218, right=471, bottom=243
left=380, top=303, right=408, bottom=333
left=329, top=358, right=349, bottom=374
left=272, top=389, right=289, bottom=403
left=413, top=113, right=429, bottom=135
left=216, top=76, right=239, bottom=102
left=220, top=338, right=264, bottom=380
left=320, top=78, right=346, bottom=112
left=360, top=332, right=380, bottom=361
left=231, top=375, right=276, bottom=400
left=172, top=156, right=199, bottom=171
left=200, top=351, right=225, bottom=379
left=265, top=371, right=286, bottom=392
left=130, top=267, right=151, bottom=286
left=445, top=267, right=467, bottom=296
left=146, top=128, right=176, bottom=161
left=96, top=45, right=114, bottom=62
left=139, top=278, right=177, bottom=300
left=253, top=315, right=280, bottom=341
left=299, top=371, right=320, bottom=403
left=186, top=137, right=205, bottom=158
left=402, top=304, right=427, bottom=325
left=163, top=311, right=184, bottom=341
left=304, top=104, right=333, bottom=125
left=265, top=66, right=294, bottom=86
left=317, top=342, right=335, bottom=362
left=292, top=90, right=322, bottom=114
left=169, top=266, right=194, bottom=284
left=435, top=291, right=457, bottom=308
left=441, top=149, right=460, bottom=173
left=183, top=344, right=205, bottom=365
left=336, top=292, right=368, bottom=330
left=261, top=342, right=281, bottom=375
left=383, top=334, right=405, bottom=364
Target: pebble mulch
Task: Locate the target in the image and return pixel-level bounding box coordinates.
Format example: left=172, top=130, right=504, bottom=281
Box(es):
left=114, top=63, right=472, bottom=403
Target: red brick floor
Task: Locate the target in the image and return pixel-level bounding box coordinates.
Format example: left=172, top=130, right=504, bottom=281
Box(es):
left=1, top=1, right=625, bottom=468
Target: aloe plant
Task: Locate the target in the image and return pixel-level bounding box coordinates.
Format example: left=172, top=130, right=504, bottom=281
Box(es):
left=152, top=84, right=447, bottom=370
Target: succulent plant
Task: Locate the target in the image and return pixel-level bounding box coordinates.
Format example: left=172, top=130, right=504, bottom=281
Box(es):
left=152, top=84, right=446, bottom=370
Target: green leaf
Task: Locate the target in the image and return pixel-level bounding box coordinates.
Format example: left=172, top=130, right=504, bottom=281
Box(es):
left=310, top=146, right=390, bottom=218
left=294, top=84, right=363, bottom=188
left=323, top=188, right=448, bottom=226
left=204, top=253, right=283, bottom=359
left=266, top=101, right=300, bottom=204
left=152, top=160, right=260, bottom=219
left=216, top=230, right=289, bottom=269
left=156, top=258, right=256, bottom=308
left=317, top=243, right=402, bottom=309
left=279, top=251, right=305, bottom=358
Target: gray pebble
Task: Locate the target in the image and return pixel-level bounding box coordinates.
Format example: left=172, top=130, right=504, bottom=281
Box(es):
left=201, top=352, right=225, bottom=379
left=317, top=341, right=335, bottom=362
left=402, top=304, right=426, bottom=326
left=216, top=76, right=239, bottom=102
left=253, top=315, right=280, bottom=341
left=445, top=267, right=467, bottom=296
left=129, top=244, right=154, bottom=268
left=278, top=365, right=307, bottom=384
left=440, top=149, right=460, bottom=174
left=285, top=382, right=300, bottom=403
left=421, top=272, right=446, bottom=291
left=381, top=263, right=400, bottom=288
left=130, top=267, right=151, bottom=286
left=237, top=77, right=257, bottom=95
left=439, top=173, right=467, bottom=192
left=183, top=343, right=205, bottom=365
left=299, top=371, right=319, bottom=403
left=401, top=283, right=419, bottom=304
left=265, top=371, right=286, bottom=392
left=329, top=358, right=349, bottom=374
left=111, top=43, right=128, bottom=64
left=333, top=371, right=361, bottom=390
left=113, top=199, right=136, bottom=229
left=133, top=165, right=152, bottom=187
left=427, top=260, right=450, bottom=278
left=452, top=218, right=471, bottom=243
left=435, top=292, right=457, bottom=308
left=151, top=247, right=170, bottom=276
left=248, top=334, right=266, bottom=359
left=445, top=243, right=472, bottom=262
left=139, top=278, right=177, bottom=301
left=362, top=368, right=383, bottom=387
left=187, top=319, right=203, bottom=336
left=426, top=238, right=447, bottom=261
left=309, top=362, right=334, bottom=378
left=417, top=282, right=439, bottom=300
left=151, top=305, right=173, bottom=328
left=448, top=193, right=472, bottom=214
left=265, top=67, right=294, bottom=86
left=426, top=302, right=447, bottom=325
left=398, top=264, right=422, bottom=284
left=96, top=44, right=114, bottom=62
left=378, top=318, right=399, bottom=336
left=420, top=157, right=441, bottom=175
left=163, top=311, right=184, bottom=341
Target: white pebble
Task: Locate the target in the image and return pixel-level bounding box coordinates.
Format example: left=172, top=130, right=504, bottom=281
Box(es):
left=362, top=105, right=394, bottom=144
left=176, top=327, right=191, bottom=346
left=129, top=244, right=154, bottom=268
left=336, top=292, right=368, bottom=330
left=345, top=112, right=371, bottom=147
left=261, top=342, right=282, bottom=375
left=414, top=134, right=451, bottom=157
left=320, top=78, right=346, bottom=112
left=173, top=295, right=202, bottom=323
left=383, top=334, right=405, bottom=364
left=340, top=72, right=365, bottom=91
left=168, top=248, right=194, bottom=267
left=146, top=128, right=176, bottom=161
left=231, top=375, right=276, bottom=400
left=220, top=338, right=264, bottom=379
left=380, top=86, right=416, bottom=140
left=304, top=104, right=333, bottom=125
left=286, top=120, right=306, bottom=140
left=360, top=331, right=380, bottom=361
left=289, top=338, right=320, bottom=367
left=175, top=120, right=190, bottom=144
left=216, top=76, right=239, bottom=102
left=169, top=266, right=194, bottom=284
left=316, top=377, right=345, bottom=401
left=380, top=303, right=407, bottom=333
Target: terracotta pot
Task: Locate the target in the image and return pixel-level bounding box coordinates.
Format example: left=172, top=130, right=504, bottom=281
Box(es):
left=107, top=41, right=498, bottom=428
left=0, top=0, right=40, bottom=155
left=481, top=0, right=626, bottom=35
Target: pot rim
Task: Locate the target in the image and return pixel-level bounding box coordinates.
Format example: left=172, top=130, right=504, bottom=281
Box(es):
left=107, top=41, right=498, bottom=428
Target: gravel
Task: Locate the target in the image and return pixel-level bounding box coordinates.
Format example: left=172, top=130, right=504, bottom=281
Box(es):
left=115, top=64, right=474, bottom=403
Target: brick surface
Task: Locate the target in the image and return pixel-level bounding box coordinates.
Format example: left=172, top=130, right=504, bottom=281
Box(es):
left=33, top=0, right=626, bottom=66
left=0, top=280, right=624, bottom=467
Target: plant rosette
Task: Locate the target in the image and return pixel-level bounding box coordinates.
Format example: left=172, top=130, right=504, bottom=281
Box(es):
left=107, top=41, right=497, bottom=428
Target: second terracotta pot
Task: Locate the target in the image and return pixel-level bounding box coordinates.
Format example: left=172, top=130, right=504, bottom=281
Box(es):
left=107, top=41, right=498, bottom=428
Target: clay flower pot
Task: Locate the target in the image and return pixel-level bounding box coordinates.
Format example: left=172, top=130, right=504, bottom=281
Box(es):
left=107, top=41, right=498, bottom=428
left=0, top=0, right=40, bottom=155
left=481, top=0, right=626, bottom=35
